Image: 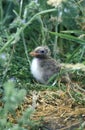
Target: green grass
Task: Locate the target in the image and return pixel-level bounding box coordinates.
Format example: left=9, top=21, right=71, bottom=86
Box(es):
left=0, top=0, right=85, bottom=129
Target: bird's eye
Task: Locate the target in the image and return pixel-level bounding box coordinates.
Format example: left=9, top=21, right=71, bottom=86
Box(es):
left=40, top=50, right=45, bottom=53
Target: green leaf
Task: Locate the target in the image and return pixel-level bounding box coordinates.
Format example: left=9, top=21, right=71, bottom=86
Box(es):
left=49, top=31, right=85, bottom=44
left=61, top=30, right=85, bottom=35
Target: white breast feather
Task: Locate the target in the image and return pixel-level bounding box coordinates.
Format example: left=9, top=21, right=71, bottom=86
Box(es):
left=31, top=58, right=44, bottom=83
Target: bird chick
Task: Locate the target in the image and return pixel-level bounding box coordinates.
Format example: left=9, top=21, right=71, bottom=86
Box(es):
left=30, top=46, right=61, bottom=84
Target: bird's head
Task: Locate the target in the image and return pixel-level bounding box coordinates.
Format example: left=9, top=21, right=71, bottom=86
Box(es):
left=29, top=46, right=51, bottom=58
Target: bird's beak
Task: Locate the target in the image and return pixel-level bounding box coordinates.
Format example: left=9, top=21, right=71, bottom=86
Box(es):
left=29, top=51, right=39, bottom=57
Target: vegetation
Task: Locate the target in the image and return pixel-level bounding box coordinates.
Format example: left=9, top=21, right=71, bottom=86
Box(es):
left=0, top=0, right=85, bottom=129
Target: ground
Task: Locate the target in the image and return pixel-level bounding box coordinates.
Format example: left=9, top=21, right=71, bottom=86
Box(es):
left=8, top=83, right=85, bottom=130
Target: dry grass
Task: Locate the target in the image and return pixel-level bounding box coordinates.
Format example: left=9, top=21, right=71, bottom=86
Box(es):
left=7, top=84, right=85, bottom=130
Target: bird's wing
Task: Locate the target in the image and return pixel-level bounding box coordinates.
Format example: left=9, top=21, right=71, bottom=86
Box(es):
left=40, top=58, right=61, bottom=82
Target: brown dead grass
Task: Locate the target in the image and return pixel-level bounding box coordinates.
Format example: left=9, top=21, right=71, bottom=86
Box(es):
left=8, top=85, right=85, bottom=130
